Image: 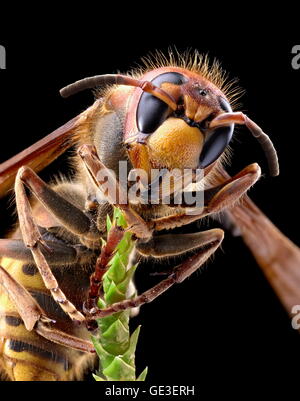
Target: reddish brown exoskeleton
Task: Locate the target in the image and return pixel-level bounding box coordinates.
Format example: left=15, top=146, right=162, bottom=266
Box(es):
left=0, top=51, right=298, bottom=381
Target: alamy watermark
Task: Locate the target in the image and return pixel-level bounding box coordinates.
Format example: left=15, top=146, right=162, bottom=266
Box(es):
left=93, top=162, right=205, bottom=215
left=291, top=305, right=300, bottom=330
left=291, top=45, right=300, bottom=70
left=0, top=45, right=6, bottom=69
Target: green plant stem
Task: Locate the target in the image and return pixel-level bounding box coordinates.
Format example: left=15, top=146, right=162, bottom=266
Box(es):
left=92, top=208, right=148, bottom=381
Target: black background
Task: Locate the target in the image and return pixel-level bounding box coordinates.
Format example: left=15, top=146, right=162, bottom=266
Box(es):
left=0, top=10, right=300, bottom=392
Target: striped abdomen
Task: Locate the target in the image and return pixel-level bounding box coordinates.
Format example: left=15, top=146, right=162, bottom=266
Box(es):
left=0, top=256, right=95, bottom=381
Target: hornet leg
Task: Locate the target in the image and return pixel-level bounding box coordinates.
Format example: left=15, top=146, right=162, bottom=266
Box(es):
left=151, top=163, right=261, bottom=232
left=0, top=265, right=94, bottom=353
left=14, top=167, right=87, bottom=323
left=78, top=144, right=153, bottom=240
left=86, top=229, right=224, bottom=319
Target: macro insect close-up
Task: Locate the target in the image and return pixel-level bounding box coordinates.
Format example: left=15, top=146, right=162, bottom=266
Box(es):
left=0, top=46, right=299, bottom=384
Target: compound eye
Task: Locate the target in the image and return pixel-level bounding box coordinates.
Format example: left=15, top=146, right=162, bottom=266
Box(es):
left=219, top=97, right=232, bottom=112
left=199, top=97, right=233, bottom=168
left=137, top=72, right=187, bottom=134
left=199, top=126, right=234, bottom=168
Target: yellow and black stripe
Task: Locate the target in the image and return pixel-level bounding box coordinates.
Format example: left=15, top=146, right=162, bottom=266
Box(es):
left=0, top=257, right=95, bottom=381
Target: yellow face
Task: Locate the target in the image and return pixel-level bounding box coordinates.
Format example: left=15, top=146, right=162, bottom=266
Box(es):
left=147, top=117, right=204, bottom=170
